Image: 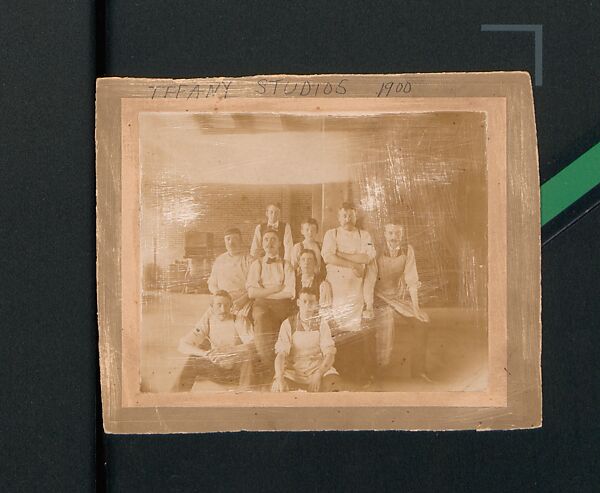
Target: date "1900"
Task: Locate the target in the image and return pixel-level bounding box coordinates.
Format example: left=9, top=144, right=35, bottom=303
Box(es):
left=376, top=81, right=412, bottom=97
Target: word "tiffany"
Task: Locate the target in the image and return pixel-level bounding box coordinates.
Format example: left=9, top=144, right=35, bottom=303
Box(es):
left=149, top=82, right=233, bottom=99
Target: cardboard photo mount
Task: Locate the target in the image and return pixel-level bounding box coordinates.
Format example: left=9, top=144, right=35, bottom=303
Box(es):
left=96, top=73, right=541, bottom=433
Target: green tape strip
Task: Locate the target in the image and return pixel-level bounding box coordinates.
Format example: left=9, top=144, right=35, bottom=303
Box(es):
left=541, top=142, right=600, bottom=225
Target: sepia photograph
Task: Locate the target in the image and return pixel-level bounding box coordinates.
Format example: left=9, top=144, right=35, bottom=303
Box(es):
left=97, top=74, right=542, bottom=431
left=131, top=99, right=502, bottom=402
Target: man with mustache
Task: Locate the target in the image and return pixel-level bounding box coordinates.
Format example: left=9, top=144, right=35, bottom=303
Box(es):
left=374, top=220, right=431, bottom=381
left=246, top=229, right=295, bottom=381
left=321, top=202, right=377, bottom=385
left=322, top=202, right=376, bottom=331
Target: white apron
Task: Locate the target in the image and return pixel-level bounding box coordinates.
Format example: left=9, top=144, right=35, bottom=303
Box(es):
left=325, top=228, right=369, bottom=332
left=327, top=265, right=364, bottom=332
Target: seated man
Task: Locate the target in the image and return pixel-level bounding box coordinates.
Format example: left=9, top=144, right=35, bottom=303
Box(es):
left=246, top=229, right=295, bottom=377
left=290, top=218, right=323, bottom=273
left=208, top=227, right=252, bottom=319
left=296, top=248, right=332, bottom=307
left=272, top=288, right=340, bottom=392
left=173, top=290, right=254, bottom=392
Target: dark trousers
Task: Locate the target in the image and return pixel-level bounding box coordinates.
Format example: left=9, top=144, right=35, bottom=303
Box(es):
left=383, top=312, right=429, bottom=376
left=333, top=327, right=377, bottom=386
left=252, top=298, right=293, bottom=376
left=406, top=317, right=428, bottom=376
left=277, top=374, right=343, bottom=392
left=173, top=356, right=252, bottom=392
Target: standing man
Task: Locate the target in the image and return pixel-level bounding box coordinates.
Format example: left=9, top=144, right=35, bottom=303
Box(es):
left=246, top=229, right=295, bottom=378
left=374, top=220, right=430, bottom=379
left=321, top=202, right=377, bottom=332
left=250, top=202, right=293, bottom=261
left=321, top=202, right=377, bottom=386
left=208, top=227, right=253, bottom=320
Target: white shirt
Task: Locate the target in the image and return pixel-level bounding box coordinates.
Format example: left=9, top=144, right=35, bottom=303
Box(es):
left=207, top=251, right=252, bottom=298
left=246, top=257, right=295, bottom=300
left=180, top=312, right=253, bottom=350
left=322, top=227, right=376, bottom=267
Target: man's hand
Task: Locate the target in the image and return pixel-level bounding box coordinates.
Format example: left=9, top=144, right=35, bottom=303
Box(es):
left=414, top=308, right=430, bottom=323
left=272, top=377, right=288, bottom=392
left=307, top=371, right=322, bottom=392
left=184, top=347, right=210, bottom=358
left=206, top=348, right=219, bottom=363
left=207, top=348, right=237, bottom=369
left=320, top=281, right=333, bottom=307
left=232, top=294, right=249, bottom=312
left=352, top=264, right=365, bottom=278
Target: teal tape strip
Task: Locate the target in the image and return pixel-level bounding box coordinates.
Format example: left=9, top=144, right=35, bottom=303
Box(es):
left=541, top=142, right=600, bottom=225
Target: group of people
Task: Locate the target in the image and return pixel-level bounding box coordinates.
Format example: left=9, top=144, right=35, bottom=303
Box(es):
left=174, top=201, right=430, bottom=393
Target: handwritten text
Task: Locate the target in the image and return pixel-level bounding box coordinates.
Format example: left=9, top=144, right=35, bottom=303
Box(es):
left=149, top=82, right=232, bottom=99
left=255, top=78, right=348, bottom=97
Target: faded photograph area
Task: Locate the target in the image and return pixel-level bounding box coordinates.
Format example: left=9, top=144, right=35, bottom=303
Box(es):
left=139, top=111, right=488, bottom=394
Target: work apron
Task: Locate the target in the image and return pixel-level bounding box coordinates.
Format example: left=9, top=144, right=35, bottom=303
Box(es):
left=327, top=265, right=364, bottom=332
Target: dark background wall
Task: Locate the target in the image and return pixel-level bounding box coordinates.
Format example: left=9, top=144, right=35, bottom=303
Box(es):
left=1, top=1, right=599, bottom=491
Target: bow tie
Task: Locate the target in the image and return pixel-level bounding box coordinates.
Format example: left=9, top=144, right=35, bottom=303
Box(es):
left=301, top=276, right=314, bottom=287
left=267, top=224, right=279, bottom=230
left=266, top=257, right=281, bottom=264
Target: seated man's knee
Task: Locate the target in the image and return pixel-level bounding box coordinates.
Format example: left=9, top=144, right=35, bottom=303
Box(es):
left=173, top=358, right=202, bottom=392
